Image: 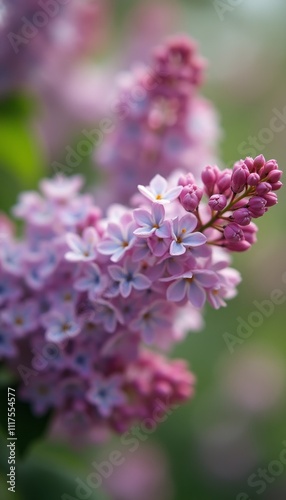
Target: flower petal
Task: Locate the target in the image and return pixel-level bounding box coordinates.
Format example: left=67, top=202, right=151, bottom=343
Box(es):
left=170, top=241, right=186, bottom=256
left=182, top=232, right=207, bottom=247
left=187, top=281, right=206, bottom=309
left=167, top=279, right=187, bottom=302
left=150, top=174, right=168, bottom=195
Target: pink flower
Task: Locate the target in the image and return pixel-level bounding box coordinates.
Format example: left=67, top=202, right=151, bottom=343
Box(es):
left=138, top=174, right=182, bottom=205
left=98, top=218, right=136, bottom=263
left=109, top=258, right=151, bottom=298
left=65, top=227, right=98, bottom=262
left=134, top=203, right=171, bottom=238
left=87, top=374, right=126, bottom=417
left=170, top=214, right=206, bottom=256
left=162, top=270, right=219, bottom=308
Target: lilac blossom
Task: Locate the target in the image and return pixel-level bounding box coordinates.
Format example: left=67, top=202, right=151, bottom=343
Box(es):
left=131, top=301, right=173, bottom=344
left=109, top=258, right=151, bottom=298
left=90, top=300, right=124, bottom=334
left=0, top=149, right=281, bottom=439
left=87, top=375, right=126, bottom=417
left=0, top=326, right=17, bottom=359
left=42, top=307, right=81, bottom=343
left=162, top=270, right=219, bottom=308
left=98, top=217, right=137, bottom=263
left=74, top=263, right=107, bottom=299
left=138, top=174, right=183, bottom=205
left=65, top=227, right=98, bottom=262
left=134, top=203, right=171, bottom=238
left=170, top=214, right=207, bottom=256
left=2, top=300, right=38, bottom=336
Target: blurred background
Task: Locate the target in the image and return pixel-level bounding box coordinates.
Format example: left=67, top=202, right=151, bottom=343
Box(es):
left=0, top=0, right=286, bottom=499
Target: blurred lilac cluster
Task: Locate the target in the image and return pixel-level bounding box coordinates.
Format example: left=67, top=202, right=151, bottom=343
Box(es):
left=0, top=152, right=281, bottom=437
left=96, top=36, right=220, bottom=204
left=0, top=0, right=103, bottom=94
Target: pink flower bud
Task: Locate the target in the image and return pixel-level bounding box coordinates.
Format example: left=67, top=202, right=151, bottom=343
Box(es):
left=232, top=208, right=252, bottom=226
left=271, top=181, right=283, bottom=191
left=253, top=154, right=265, bottom=171
left=217, top=170, right=232, bottom=193
left=259, top=159, right=278, bottom=177
left=201, top=166, right=218, bottom=195
left=208, top=194, right=227, bottom=211
left=231, top=164, right=248, bottom=193
left=243, top=222, right=258, bottom=244
left=248, top=196, right=267, bottom=218
left=224, top=223, right=244, bottom=241
left=267, top=169, right=283, bottom=184
left=256, top=182, right=272, bottom=196
left=264, top=192, right=278, bottom=207
left=178, top=173, right=196, bottom=187
left=244, top=157, right=255, bottom=172
left=247, top=173, right=260, bottom=186
left=226, top=240, right=251, bottom=252
left=179, top=185, right=203, bottom=212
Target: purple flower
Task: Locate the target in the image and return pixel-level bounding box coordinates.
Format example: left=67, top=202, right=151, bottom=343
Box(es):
left=42, top=307, right=81, bottom=343
left=147, top=234, right=171, bottom=257
left=67, top=346, right=93, bottom=377
left=0, top=326, right=17, bottom=359
left=2, top=300, right=39, bottom=336
left=131, top=301, right=172, bottom=344
left=162, top=270, right=219, bottom=308
left=133, top=203, right=171, bottom=238
left=170, top=214, right=206, bottom=256
left=0, top=273, right=21, bottom=305
left=74, top=263, right=107, bottom=299
left=90, top=300, right=124, bottom=333
left=40, top=175, right=84, bottom=202
left=19, top=373, right=60, bottom=416
left=65, top=227, right=97, bottom=262
left=109, top=258, right=151, bottom=298
left=87, top=374, right=126, bottom=417
left=98, top=219, right=136, bottom=263
left=0, top=240, right=23, bottom=276
left=138, top=175, right=183, bottom=205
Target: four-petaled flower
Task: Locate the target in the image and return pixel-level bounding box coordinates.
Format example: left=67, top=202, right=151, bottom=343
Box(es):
left=74, top=263, right=107, bottom=299
left=109, top=258, right=151, bottom=298
left=65, top=227, right=97, bottom=262
left=138, top=174, right=183, bottom=204
left=98, top=219, right=136, bottom=262
left=87, top=374, right=126, bottom=417
left=42, top=307, right=81, bottom=343
left=130, top=300, right=172, bottom=344
left=170, top=214, right=206, bottom=256
left=133, top=203, right=171, bottom=238
left=162, top=270, right=219, bottom=308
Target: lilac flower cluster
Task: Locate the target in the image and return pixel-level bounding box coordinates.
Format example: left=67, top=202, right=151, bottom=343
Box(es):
left=0, top=175, right=195, bottom=437
left=0, top=0, right=101, bottom=94
left=0, top=155, right=280, bottom=437
left=96, top=35, right=220, bottom=204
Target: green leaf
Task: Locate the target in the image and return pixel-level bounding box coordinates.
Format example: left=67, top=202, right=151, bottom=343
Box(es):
left=0, top=117, right=43, bottom=187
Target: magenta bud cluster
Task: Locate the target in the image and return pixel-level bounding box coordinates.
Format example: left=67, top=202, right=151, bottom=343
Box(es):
left=198, top=155, right=282, bottom=252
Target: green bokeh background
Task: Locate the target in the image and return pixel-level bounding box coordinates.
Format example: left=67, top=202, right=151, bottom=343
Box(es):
left=0, top=1, right=286, bottom=499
